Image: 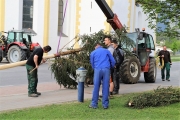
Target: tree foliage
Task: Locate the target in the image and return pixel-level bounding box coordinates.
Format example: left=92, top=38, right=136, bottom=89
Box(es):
left=136, top=0, right=180, bottom=38
left=165, top=38, right=180, bottom=54
left=50, top=29, right=135, bottom=88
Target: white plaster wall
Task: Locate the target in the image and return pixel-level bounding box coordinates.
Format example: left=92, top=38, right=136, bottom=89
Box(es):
left=130, top=0, right=135, bottom=32
left=67, top=0, right=76, bottom=48
left=62, top=0, right=69, bottom=36
left=79, top=0, right=92, bottom=34
left=5, top=0, right=23, bottom=31
left=49, top=0, right=59, bottom=53
left=90, top=1, right=105, bottom=33
left=112, top=0, right=129, bottom=29
left=79, top=0, right=105, bottom=35
left=48, top=0, right=76, bottom=54
left=33, top=0, right=45, bottom=46
left=135, top=6, right=155, bottom=38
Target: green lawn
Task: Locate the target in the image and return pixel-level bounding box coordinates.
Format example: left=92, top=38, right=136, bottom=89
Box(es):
left=0, top=93, right=179, bottom=120
left=171, top=55, right=180, bottom=62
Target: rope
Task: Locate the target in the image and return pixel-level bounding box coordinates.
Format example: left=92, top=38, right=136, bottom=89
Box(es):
left=156, top=56, right=164, bottom=69
left=56, top=0, right=69, bottom=54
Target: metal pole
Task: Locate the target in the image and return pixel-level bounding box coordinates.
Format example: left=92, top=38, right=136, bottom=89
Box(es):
left=78, top=82, right=84, bottom=102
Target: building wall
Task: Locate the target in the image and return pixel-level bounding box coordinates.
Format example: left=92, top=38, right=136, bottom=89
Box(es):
left=0, top=0, right=5, bottom=32
left=135, top=5, right=155, bottom=37
left=4, top=0, right=23, bottom=31
left=33, top=0, right=45, bottom=46
left=78, top=0, right=105, bottom=34
left=48, top=0, right=76, bottom=53
left=112, top=0, right=130, bottom=31
left=1, top=0, right=156, bottom=54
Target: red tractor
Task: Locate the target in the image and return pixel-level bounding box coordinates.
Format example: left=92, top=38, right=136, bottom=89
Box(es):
left=0, top=29, right=41, bottom=63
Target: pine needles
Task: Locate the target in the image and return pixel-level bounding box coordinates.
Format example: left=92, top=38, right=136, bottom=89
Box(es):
left=127, top=86, right=180, bottom=109
left=50, top=30, right=134, bottom=88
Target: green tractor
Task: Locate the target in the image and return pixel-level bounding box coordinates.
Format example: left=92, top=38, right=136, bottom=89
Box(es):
left=0, top=29, right=41, bottom=63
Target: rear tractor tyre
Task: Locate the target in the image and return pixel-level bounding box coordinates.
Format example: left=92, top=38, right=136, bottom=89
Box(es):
left=7, top=46, right=26, bottom=63
left=0, top=56, right=2, bottom=62
left=0, top=48, right=3, bottom=62
left=121, top=57, right=141, bottom=84
left=144, top=58, right=157, bottom=83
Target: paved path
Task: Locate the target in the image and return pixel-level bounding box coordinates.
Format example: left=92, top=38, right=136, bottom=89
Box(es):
left=0, top=81, right=178, bottom=112
left=0, top=62, right=179, bottom=112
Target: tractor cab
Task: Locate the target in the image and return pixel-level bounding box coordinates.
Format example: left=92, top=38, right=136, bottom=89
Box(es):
left=125, top=31, right=155, bottom=67
left=137, top=31, right=155, bottom=66
left=7, top=29, right=36, bottom=45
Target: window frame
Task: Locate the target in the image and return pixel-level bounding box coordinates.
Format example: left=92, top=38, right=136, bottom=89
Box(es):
left=22, top=0, right=34, bottom=29
left=57, top=0, right=63, bottom=36
left=148, top=34, right=155, bottom=50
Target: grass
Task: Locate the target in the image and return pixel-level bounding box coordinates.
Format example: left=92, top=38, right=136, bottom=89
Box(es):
left=0, top=93, right=180, bottom=120
left=171, top=55, right=180, bottom=62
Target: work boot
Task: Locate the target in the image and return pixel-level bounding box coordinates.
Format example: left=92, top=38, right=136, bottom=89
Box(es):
left=88, top=105, right=97, bottom=109
left=35, top=92, right=41, bottom=95
left=113, top=91, right=119, bottom=95
left=103, top=106, right=108, bottom=109
left=28, top=93, right=38, bottom=97
left=109, top=92, right=114, bottom=99
left=109, top=95, right=114, bottom=99
left=99, top=95, right=103, bottom=98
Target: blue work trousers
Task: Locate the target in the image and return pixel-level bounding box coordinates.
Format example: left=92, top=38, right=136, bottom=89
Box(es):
left=91, top=68, right=110, bottom=108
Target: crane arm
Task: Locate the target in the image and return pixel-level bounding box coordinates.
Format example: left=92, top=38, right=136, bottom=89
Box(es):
left=95, top=0, right=127, bottom=32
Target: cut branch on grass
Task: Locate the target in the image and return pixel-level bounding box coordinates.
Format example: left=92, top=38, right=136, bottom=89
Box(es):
left=127, top=86, right=180, bottom=109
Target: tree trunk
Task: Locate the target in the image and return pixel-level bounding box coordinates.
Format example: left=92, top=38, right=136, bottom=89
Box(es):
left=0, top=48, right=82, bottom=70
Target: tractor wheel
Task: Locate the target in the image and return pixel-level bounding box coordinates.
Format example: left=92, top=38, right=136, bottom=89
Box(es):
left=144, top=58, right=157, bottom=83
left=6, top=57, right=9, bottom=62
left=120, top=57, right=141, bottom=84
left=0, top=56, right=2, bottom=62
left=7, top=45, right=26, bottom=63
left=0, top=48, right=3, bottom=62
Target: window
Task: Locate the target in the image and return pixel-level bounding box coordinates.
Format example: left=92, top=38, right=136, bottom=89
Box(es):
left=148, top=35, right=155, bottom=50
left=22, top=0, right=34, bottom=29
left=7, top=32, right=14, bottom=43
left=145, top=35, right=151, bottom=49
left=16, top=33, right=23, bottom=42
left=58, top=0, right=63, bottom=35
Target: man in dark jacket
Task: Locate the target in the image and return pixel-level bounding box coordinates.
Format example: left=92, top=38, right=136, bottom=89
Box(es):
left=158, top=45, right=172, bottom=81
left=111, top=40, right=124, bottom=94
left=26, top=45, right=51, bottom=97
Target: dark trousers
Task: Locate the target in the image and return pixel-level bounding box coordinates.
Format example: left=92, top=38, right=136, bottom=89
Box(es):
left=26, top=64, right=38, bottom=94
left=161, top=62, right=170, bottom=80
left=112, top=68, right=120, bottom=92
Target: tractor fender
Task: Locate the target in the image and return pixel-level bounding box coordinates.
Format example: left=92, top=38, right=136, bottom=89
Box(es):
left=0, top=48, right=3, bottom=62
left=8, top=43, right=28, bottom=50
left=30, top=43, right=41, bottom=51
left=33, top=46, right=41, bottom=51
left=19, top=45, right=28, bottom=50
left=131, top=53, right=138, bottom=58
left=0, top=47, right=3, bottom=57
